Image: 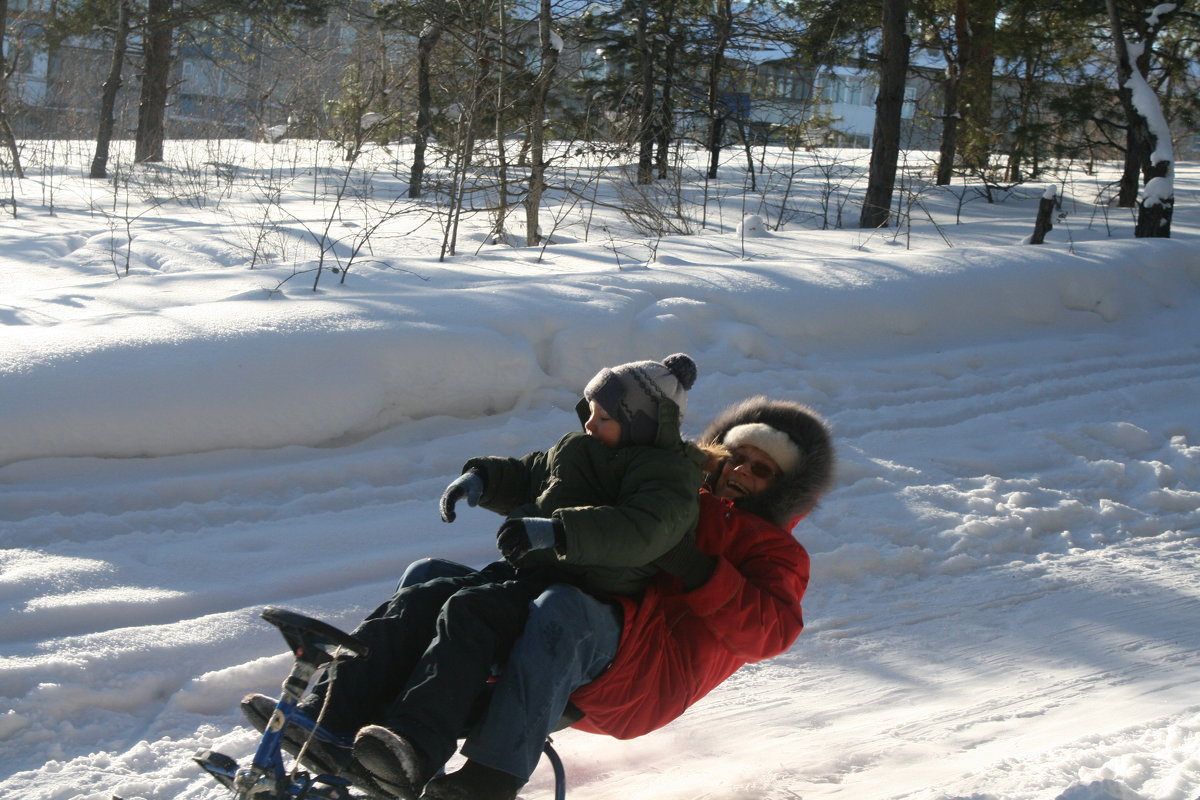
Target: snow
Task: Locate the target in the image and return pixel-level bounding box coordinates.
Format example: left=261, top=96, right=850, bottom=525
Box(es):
left=2, top=139, right=1199, bottom=800
left=1146, top=5, right=1178, bottom=27
left=1120, top=23, right=1176, bottom=218
left=359, top=113, right=385, bottom=130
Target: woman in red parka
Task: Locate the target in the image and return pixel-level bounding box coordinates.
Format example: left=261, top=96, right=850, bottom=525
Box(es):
left=421, top=397, right=835, bottom=800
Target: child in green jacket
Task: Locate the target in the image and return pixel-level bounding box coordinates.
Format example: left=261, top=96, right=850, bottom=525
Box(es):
left=443, top=352, right=708, bottom=596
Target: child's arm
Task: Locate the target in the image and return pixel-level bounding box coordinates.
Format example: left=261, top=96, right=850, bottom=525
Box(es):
left=460, top=449, right=549, bottom=516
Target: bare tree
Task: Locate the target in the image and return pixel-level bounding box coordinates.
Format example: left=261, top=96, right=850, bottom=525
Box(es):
left=634, top=0, right=656, bottom=185
left=930, top=10, right=960, bottom=186
left=860, top=0, right=910, bottom=229
left=134, top=0, right=173, bottom=163
left=703, top=0, right=734, bottom=180
left=1106, top=0, right=1176, bottom=237
left=91, top=0, right=132, bottom=178
left=524, top=0, right=559, bottom=245
left=408, top=21, right=440, bottom=197
left=0, top=0, right=26, bottom=178
left=955, top=0, right=998, bottom=174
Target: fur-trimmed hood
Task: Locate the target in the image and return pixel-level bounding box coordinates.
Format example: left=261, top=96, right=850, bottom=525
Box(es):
left=699, top=396, right=835, bottom=528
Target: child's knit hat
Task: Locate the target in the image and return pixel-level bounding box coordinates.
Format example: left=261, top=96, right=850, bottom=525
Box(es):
left=584, top=353, right=698, bottom=446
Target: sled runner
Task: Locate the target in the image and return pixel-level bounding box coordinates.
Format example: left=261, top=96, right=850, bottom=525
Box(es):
left=194, top=606, right=568, bottom=800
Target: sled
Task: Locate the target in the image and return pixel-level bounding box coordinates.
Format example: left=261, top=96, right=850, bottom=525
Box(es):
left=194, top=606, right=568, bottom=800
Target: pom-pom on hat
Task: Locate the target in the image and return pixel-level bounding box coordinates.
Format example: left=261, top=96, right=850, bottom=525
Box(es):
left=584, top=353, right=697, bottom=446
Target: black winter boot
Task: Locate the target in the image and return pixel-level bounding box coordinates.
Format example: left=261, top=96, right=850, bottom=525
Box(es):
left=353, top=725, right=430, bottom=800
left=420, top=759, right=523, bottom=800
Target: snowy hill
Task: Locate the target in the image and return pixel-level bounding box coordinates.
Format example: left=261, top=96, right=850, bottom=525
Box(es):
left=1, top=141, right=1198, bottom=800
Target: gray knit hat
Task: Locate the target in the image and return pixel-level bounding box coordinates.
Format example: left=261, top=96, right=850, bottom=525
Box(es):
left=583, top=353, right=698, bottom=446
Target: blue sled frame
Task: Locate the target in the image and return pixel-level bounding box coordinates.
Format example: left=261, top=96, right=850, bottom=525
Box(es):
left=193, top=606, right=568, bottom=800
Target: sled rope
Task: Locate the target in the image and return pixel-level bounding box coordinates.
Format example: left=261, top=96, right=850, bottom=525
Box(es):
left=289, top=645, right=348, bottom=783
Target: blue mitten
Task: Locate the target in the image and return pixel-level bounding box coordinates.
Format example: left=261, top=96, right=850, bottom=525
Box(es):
left=496, top=517, right=563, bottom=563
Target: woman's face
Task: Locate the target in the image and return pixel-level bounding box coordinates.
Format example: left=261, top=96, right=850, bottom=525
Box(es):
left=714, top=444, right=781, bottom=500
left=583, top=399, right=622, bottom=448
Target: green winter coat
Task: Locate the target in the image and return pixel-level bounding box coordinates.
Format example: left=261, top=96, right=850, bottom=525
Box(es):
left=463, top=398, right=707, bottom=597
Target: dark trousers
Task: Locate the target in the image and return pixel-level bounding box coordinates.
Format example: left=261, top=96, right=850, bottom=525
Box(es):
left=304, top=562, right=548, bottom=774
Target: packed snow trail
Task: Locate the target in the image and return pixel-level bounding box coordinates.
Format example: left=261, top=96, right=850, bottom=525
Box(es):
left=3, top=294, right=1198, bottom=800
left=2, top=144, right=1198, bottom=800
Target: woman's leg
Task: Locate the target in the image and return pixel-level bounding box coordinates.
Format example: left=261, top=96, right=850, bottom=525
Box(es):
left=459, top=584, right=621, bottom=781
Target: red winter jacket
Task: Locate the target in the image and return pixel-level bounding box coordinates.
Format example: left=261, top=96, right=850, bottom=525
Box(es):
left=568, top=489, right=810, bottom=739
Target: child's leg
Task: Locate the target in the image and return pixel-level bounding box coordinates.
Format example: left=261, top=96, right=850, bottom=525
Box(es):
left=362, top=560, right=506, bottom=622
left=303, top=571, right=498, bottom=733
left=380, top=579, right=545, bottom=776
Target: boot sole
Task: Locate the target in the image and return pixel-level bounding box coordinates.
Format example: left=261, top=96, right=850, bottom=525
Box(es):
left=352, top=726, right=424, bottom=800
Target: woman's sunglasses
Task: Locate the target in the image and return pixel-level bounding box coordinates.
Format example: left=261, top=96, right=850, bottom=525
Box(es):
left=727, top=450, right=780, bottom=481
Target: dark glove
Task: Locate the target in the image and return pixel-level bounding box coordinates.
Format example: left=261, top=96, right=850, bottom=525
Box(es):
left=440, top=470, right=484, bottom=522
left=496, top=517, right=564, bottom=563
left=654, top=539, right=716, bottom=591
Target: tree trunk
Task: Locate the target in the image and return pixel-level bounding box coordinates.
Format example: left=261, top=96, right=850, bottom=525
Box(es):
left=525, top=0, right=558, bottom=246
left=409, top=25, right=441, bottom=198
left=706, top=116, right=725, bottom=179
left=92, top=0, right=131, bottom=179
left=860, top=0, right=910, bottom=229
left=1108, top=0, right=1141, bottom=208
left=1005, top=58, right=1037, bottom=183
left=735, top=115, right=756, bottom=192
left=1106, top=0, right=1174, bottom=236
left=0, top=0, right=25, bottom=179
left=244, top=18, right=265, bottom=140
left=1134, top=183, right=1174, bottom=237
left=955, top=0, right=997, bottom=174
left=704, top=0, right=733, bottom=180
left=492, top=1, right=509, bottom=239
left=654, top=35, right=678, bottom=180
left=1029, top=185, right=1056, bottom=244
left=1117, top=129, right=1143, bottom=208
left=935, top=56, right=959, bottom=185
left=461, top=43, right=487, bottom=171
left=634, top=0, right=655, bottom=185
left=134, top=0, right=174, bottom=164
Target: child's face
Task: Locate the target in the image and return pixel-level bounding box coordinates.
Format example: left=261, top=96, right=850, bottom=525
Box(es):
left=583, top=399, right=622, bottom=448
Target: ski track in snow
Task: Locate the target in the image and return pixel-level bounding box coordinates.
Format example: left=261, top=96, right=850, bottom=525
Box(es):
left=2, top=144, right=1199, bottom=800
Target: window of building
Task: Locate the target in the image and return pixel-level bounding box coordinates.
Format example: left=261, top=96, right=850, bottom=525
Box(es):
left=819, top=74, right=871, bottom=107
left=181, top=59, right=235, bottom=99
